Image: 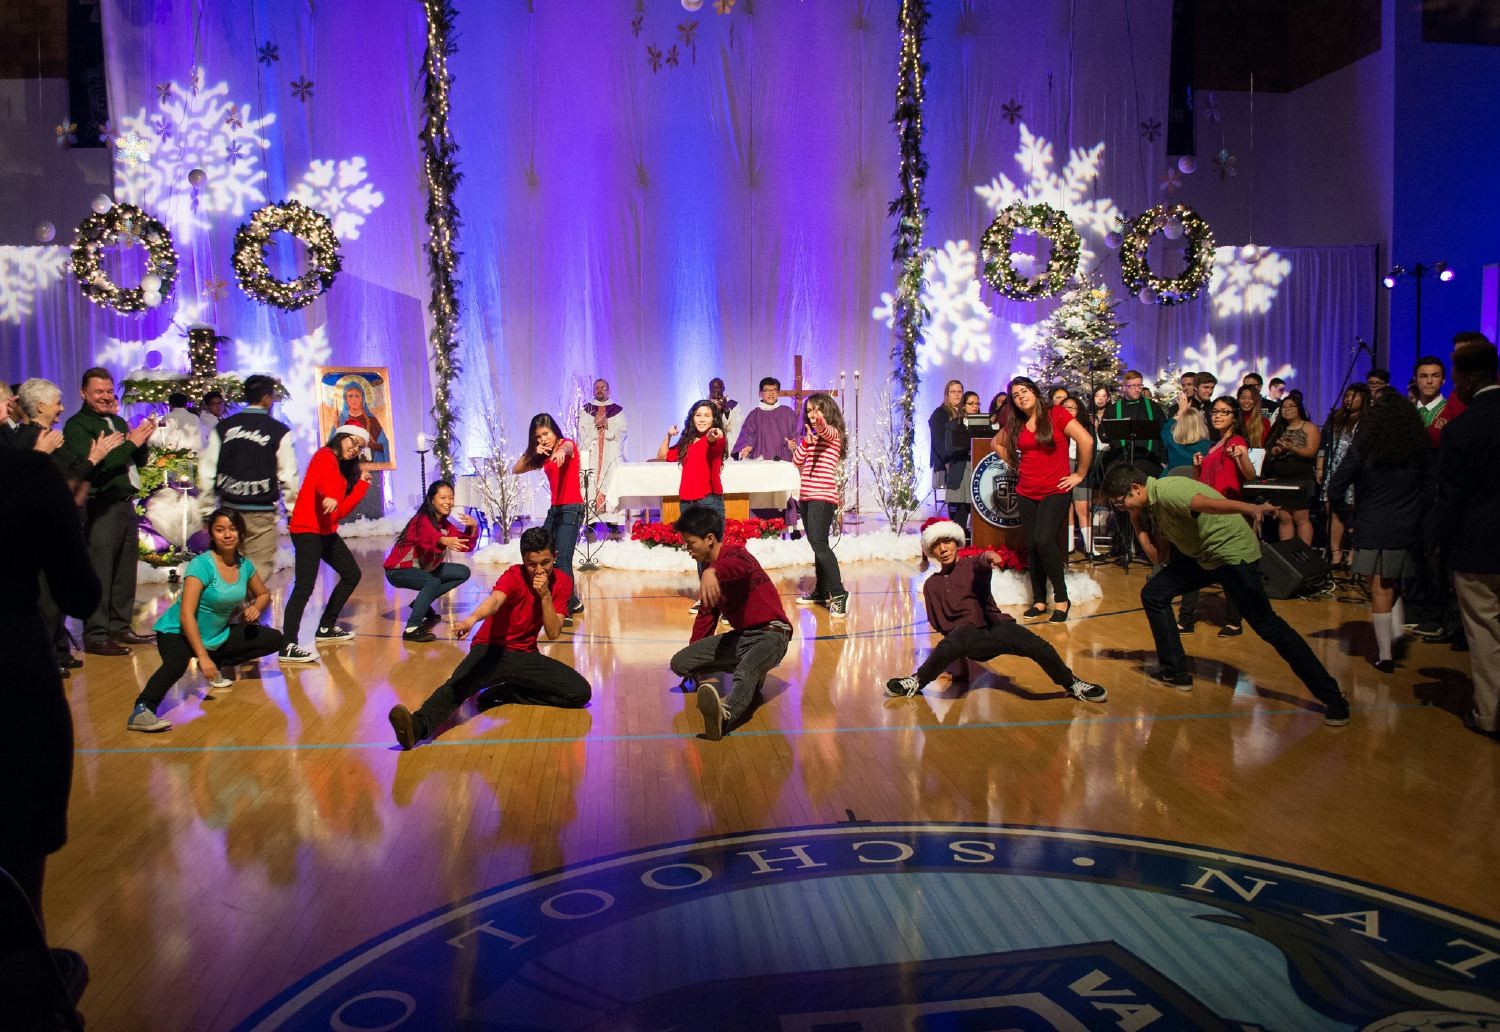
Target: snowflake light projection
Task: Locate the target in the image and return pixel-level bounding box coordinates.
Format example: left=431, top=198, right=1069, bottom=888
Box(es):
left=1207, top=245, right=1292, bottom=318
left=974, top=123, right=1122, bottom=268
left=1182, top=332, right=1294, bottom=389
left=871, top=240, right=993, bottom=371
left=93, top=295, right=211, bottom=374
left=113, top=69, right=276, bottom=242
left=0, top=247, right=70, bottom=324
left=280, top=325, right=333, bottom=456
left=287, top=158, right=386, bottom=241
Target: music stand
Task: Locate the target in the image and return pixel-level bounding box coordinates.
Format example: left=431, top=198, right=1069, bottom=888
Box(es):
left=1096, top=417, right=1161, bottom=572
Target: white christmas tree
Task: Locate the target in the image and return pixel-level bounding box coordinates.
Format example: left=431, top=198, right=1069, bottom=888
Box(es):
left=1028, top=270, right=1125, bottom=395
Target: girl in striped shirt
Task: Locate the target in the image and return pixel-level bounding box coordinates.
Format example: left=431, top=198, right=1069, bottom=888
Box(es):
left=791, top=392, right=849, bottom=619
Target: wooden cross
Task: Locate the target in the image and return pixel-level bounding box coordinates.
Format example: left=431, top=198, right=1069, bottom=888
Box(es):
left=779, top=354, right=842, bottom=408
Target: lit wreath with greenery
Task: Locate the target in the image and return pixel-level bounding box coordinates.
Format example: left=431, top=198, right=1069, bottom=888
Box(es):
left=70, top=203, right=179, bottom=314
left=231, top=200, right=343, bottom=311
left=1120, top=203, right=1216, bottom=305
left=979, top=202, right=1081, bottom=301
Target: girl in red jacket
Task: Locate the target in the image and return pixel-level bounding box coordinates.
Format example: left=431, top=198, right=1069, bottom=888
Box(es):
left=383, top=479, right=478, bottom=642
left=512, top=413, right=585, bottom=618
left=279, top=427, right=372, bottom=663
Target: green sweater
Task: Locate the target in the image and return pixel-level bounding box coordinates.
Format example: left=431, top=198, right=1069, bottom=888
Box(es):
left=62, top=407, right=149, bottom=504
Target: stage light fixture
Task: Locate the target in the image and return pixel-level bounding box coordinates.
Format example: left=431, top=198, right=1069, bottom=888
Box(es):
left=1384, top=259, right=1455, bottom=360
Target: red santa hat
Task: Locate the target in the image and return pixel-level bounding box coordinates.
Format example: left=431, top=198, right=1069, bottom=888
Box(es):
left=332, top=423, right=371, bottom=445
left=919, top=516, right=965, bottom=557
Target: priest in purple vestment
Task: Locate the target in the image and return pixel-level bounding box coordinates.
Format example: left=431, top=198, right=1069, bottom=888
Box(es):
left=734, top=377, right=801, bottom=527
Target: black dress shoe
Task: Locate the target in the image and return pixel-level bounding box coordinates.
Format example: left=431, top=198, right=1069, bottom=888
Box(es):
left=84, top=639, right=129, bottom=657
left=111, top=631, right=156, bottom=646
left=59, top=654, right=84, bottom=669
left=1461, top=711, right=1499, bottom=741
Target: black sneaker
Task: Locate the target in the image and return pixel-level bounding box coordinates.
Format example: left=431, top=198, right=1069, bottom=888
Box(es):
left=279, top=643, right=318, bottom=664
left=563, top=615, right=574, bottom=629
left=568, top=598, right=585, bottom=615
left=315, top=624, right=356, bottom=642
left=1217, top=624, right=1243, bottom=639
left=388, top=705, right=417, bottom=749
left=795, top=592, right=827, bottom=607
left=1176, top=617, right=1196, bottom=633
left=1323, top=698, right=1351, bottom=727
left=828, top=592, right=849, bottom=620
left=1147, top=668, right=1194, bottom=690
left=1067, top=678, right=1107, bottom=703
left=419, top=612, right=442, bottom=629
left=885, top=674, right=921, bottom=698
left=402, top=627, right=437, bottom=643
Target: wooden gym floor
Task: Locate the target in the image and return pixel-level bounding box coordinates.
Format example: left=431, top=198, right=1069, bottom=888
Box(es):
left=48, top=539, right=1499, bottom=1030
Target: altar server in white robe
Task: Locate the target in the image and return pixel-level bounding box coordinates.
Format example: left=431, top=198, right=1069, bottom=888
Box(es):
left=579, top=378, right=628, bottom=525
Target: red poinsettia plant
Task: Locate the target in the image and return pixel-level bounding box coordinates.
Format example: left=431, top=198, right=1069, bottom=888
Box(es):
left=631, top=516, right=786, bottom=550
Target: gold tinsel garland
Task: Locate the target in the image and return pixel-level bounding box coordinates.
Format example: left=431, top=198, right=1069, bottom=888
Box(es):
left=1120, top=203, right=1216, bottom=305
left=70, top=203, right=179, bottom=314
left=231, top=200, right=343, bottom=311
left=980, top=202, right=1082, bottom=301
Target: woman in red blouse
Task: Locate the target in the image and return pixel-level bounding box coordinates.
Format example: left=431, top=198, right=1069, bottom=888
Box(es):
left=1178, top=397, right=1258, bottom=636
left=383, top=480, right=479, bottom=641
left=656, top=400, right=728, bottom=587
left=513, top=413, right=585, bottom=617
left=993, top=376, right=1094, bottom=621
left=280, top=427, right=373, bottom=662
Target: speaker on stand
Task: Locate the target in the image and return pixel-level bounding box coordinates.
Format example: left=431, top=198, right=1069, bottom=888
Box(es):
left=1260, top=539, right=1331, bottom=600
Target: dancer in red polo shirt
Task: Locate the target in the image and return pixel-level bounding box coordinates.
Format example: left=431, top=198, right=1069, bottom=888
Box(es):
left=670, top=505, right=792, bottom=740
left=387, top=526, right=591, bottom=749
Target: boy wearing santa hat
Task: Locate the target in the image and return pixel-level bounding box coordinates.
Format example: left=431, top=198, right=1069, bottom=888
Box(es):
left=885, top=518, right=1107, bottom=702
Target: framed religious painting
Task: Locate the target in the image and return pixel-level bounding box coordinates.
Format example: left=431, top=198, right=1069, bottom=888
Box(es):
left=318, top=367, right=395, bottom=470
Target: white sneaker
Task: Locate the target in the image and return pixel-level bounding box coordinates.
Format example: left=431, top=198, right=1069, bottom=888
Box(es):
left=206, top=675, right=233, bottom=695
left=695, top=680, right=728, bottom=741
left=279, top=643, right=319, bottom=664
left=127, top=704, right=171, bottom=733
left=1067, top=678, right=1108, bottom=703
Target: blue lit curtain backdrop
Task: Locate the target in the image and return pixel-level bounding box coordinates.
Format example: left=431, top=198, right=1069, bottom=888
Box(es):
left=0, top=1, right=1374, bottom=511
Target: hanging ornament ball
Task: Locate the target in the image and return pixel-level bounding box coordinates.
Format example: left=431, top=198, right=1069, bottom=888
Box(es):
left=1163, top=219, right=1184, bottom=241
left=35, top=222, right=56, bottom=243
left=681, top=0, right=703, bottom=9
left=1177, top=155, right=1197, bottom=175
left=140, top=273, right=162, bottom=292
left=145, top=350, right=163, bottom=369
left=90, top=194, right=113, bottom=214
left=1104, top=231, right=1122, bottom=250
left=187, top=168, right=207, bottom=187
left=142, top=289, right=164, bottom=308
left=1139, top=286, right=1158, bottom=305
left=1241, top=243, right=1261, bottom=262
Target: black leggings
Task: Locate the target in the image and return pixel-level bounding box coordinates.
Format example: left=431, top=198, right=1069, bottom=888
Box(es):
left=1017, top=492, right=1070, bottom=605
left=136, top=624, right=286, bottom=711
left=917, top=622, right=1074, bottom=687
left=801, top=499, right=844, bottom=598
left=283, top=533, right=362, bottom=643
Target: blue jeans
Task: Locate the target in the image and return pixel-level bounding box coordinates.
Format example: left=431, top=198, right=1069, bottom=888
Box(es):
left=683, top=495, right=725, bottom=576
left=385, top=563, right=472, bottom=626
left=543, top=503, right=585, bottom=606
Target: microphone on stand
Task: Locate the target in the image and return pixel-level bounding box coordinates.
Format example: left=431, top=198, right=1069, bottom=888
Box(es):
left=1351, top=336, right=1369, bottom=356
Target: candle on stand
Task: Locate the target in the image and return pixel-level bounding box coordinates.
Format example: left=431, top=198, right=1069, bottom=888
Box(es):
left=417, top=432, right=428, bottom=451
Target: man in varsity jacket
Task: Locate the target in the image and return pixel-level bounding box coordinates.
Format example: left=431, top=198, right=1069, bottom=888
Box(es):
left=198, top=375, right=298, bottom=579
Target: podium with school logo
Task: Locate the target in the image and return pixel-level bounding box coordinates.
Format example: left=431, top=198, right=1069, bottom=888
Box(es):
left=969, top=436, right=1025, bottom=551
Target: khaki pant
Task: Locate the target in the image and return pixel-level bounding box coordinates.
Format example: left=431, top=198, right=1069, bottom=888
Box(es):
left=235, top=509, right=282, bottom=582
left=1454, top=571, right=1500, bottom=733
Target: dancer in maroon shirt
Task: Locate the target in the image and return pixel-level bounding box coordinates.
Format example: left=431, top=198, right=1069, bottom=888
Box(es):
left=670, top=505, right=792, bottom=740
left=884, top=519, right=1107, bottom=703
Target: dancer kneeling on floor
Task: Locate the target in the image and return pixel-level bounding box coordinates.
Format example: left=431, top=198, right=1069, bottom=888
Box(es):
left=128, top=509, right=285, bottom=732
left=670, top=504, right=792, bottom=741
left=384, top=479, right=478, bottom=642
left=388, top=527, right=590, bottom=749
left=884, top=519, right=1107, bottom=703
left=1102, top=464, right=1351, bottom=726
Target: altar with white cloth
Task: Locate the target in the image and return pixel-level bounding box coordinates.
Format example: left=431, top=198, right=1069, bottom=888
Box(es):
left=604, top=459, right=800, bottom=522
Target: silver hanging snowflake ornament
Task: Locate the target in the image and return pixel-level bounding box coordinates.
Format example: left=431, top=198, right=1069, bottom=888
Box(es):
left=290, top=77, right=314, bottom=102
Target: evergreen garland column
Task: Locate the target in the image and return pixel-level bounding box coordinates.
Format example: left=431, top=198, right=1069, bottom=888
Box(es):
left=419, top=0, right=464, bottom=481
left=888, top=0, right=931, bottom=512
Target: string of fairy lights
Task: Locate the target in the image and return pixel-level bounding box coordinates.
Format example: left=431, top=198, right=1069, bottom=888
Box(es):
left=888, top=0, right=931, bottom=510
left=418, top=0, right=463, bottom=483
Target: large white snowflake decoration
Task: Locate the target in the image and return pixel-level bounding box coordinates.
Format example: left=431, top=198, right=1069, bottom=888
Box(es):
left=281, top=325, right=333, bottom=455
left=113, top=69, right=276, bottom=242
left=287, top=158, right=385, bottom=241
left=1183, top=332, right=1294, bottom=390
left=0, top=246, right=70, bottom=324
left=95, top=295, right=211, bottom=374
left=872, top=240, right=994, bottom=371
left=1208, top=245, right=1293, bottom=318
left=1007, top=319, right=1048, bottom=378
left=974, top=124, right=1122, bottom=267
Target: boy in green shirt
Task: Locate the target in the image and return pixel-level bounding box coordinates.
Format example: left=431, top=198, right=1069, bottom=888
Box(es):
left=1102, top=465, right=1350, bottom=726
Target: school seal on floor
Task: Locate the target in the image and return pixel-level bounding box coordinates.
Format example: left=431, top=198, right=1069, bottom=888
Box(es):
left=235, top=823, right=1500, bottom=1031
